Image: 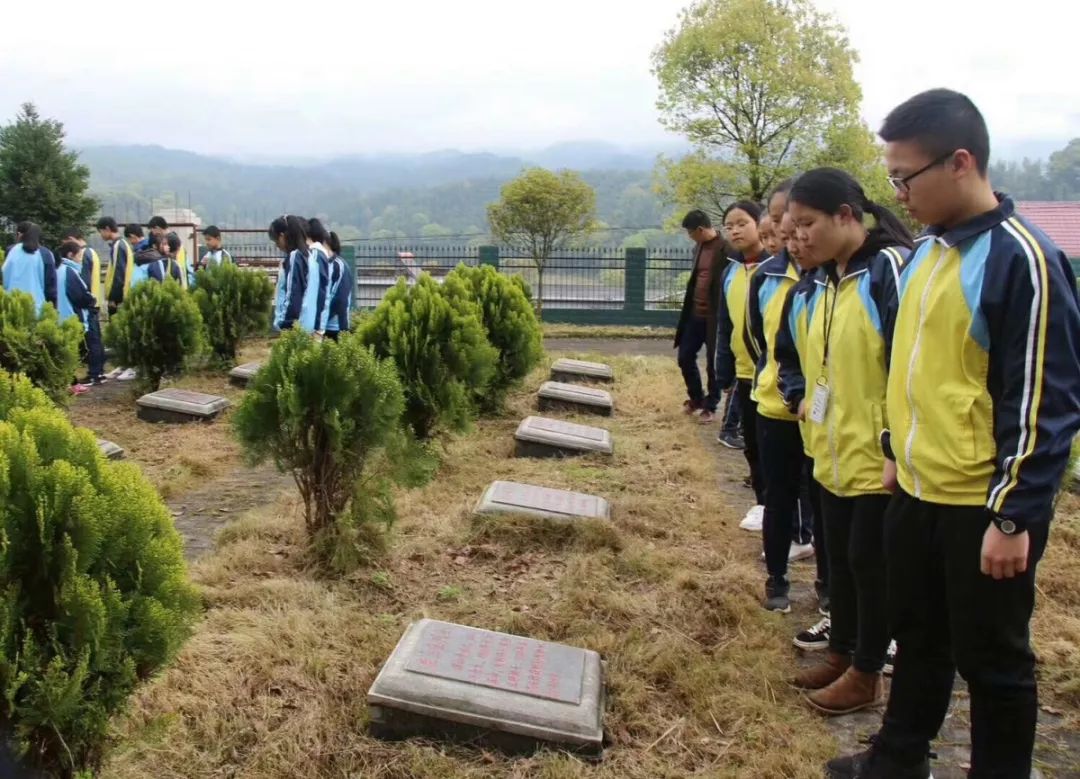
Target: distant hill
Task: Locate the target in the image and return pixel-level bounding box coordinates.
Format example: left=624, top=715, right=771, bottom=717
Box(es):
left=77, top=143, right=679, bottom=245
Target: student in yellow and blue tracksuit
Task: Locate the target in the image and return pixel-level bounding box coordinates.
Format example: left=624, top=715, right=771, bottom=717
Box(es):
left=826, top=90, right=1080, bottom=779
left=97, top=218, right=133, bottom=315
left=775, top=210, right=833, bottom=651
left=715, top=200, right=768, bottom=520
left=744, top=217, right=813, bottom=613
left=774, top=168, right=913, bottom=718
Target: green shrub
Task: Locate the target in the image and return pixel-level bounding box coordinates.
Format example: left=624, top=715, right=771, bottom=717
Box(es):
left=232, top=330, right=419, bottom=570
left=0, top=381, right=199, bottom=775
left=0, top=288, right=83, bottom=402
left=360, top=274, right=497, bottom=439
left=104, top=280, right=206, bottom=391
left=192, top=262, right=274, bottom=365
left=443, top=264, right=542, bottom=412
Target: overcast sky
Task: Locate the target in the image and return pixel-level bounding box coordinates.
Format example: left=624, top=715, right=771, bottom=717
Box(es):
left=2, top=0, right=1076, bottom=160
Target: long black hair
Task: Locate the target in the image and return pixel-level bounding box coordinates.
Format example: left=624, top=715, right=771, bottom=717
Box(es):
left=327, top=231, right=342, bottom=256
left=307, top=218, right=330, bottom=246
left=789, top=168, right=914, bottom=250
left=268, top=215, right=309, bottom=253
left=18, top=223, right=41, bottom=252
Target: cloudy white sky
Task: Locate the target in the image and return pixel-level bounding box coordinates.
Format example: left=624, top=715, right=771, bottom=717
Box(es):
left=2, top=0, right=1076, bottom=160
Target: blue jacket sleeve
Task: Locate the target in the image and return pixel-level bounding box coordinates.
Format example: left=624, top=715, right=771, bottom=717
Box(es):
left=982, top=237, right=1080, bottom=524
left=66, top=267, right=97, bottom=312
left=713, top=264, right=736, bottom=389
left=80, top=250, right=94, bottom=289
left=42, top=249, right=58, bottom=309
left=313, top=253, right=330, bottom=332
left=775, top=282, right=805, bottom=413
left=744, top=268, right=766, bottom=369
left=282, top=250, right=308, bottom=328
left=108, top=244, right=129, bottom=305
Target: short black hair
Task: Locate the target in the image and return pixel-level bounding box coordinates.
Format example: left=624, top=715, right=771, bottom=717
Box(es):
left=124, top=224, right=145, bottom=239
left=879, top=88, right=990, bottom=175
left=202, top=225, right=221, bottom=239
left=96, top=216, right=118, bottom=231
left=166, top=232, right=182, bottom=253
left=148, top=215, right=168, bottom=230
left=59, top=239, right=82, bottom=259
left=681, top=210, right=711, bottom=231
left=61, top=226, right=84, bottom=241
left=723, top=200, right=763, bottom=223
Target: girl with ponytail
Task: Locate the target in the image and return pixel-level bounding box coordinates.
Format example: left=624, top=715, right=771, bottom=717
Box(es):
left=779, top=167, right=912, bottom=716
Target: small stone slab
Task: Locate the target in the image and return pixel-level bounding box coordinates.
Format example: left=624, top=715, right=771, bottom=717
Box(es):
left=368, top=619, right=604, bottom=754
left=96, top=439, right=124, bottom=460
left=229, top=361, right=262, bottom=386
left=514, top=416, right=613, bottom=458
left=136, top=388, right=230, bottom=424
left=475, top=481, right=611, bottom=522
left=538, top=381, right=613, bottom=417
left=550, top=358, right=613, bottom=384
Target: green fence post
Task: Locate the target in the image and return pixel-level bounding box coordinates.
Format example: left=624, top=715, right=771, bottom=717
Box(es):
left=341, top=245, right=358, bottom=310
left=625, top=248, right=646, bottom=320
left=478, top=245, right=500, bottom=269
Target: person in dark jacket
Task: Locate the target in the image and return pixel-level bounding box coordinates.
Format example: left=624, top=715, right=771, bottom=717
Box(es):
left=673, top=209, right=729, bottom=423
left=57, top=240, right=106, bottom=387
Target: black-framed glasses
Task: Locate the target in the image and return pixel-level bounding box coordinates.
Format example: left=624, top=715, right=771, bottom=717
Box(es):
left=887, top=150, right=956, bottom=194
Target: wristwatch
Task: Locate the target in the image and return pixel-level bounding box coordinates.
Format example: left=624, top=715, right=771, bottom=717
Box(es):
left=991, top=513, right=1027, bottom=535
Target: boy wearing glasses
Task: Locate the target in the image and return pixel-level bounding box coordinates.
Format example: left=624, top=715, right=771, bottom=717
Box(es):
left=825, top=89, right=1080, bottom=778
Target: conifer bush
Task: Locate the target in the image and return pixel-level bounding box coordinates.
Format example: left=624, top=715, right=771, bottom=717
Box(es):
left=191, top=262, right=274, bottom=364
left=360, top=274, right=497, bottom=439
left=443, top=263, right=543, bottom=412
left=0, top=288, right=83, bottom=402
left=0, top=370, right=199, bottom=775
left=232, top=330, right=418, bottom=570
left=104, top=280, right=206, bottom=391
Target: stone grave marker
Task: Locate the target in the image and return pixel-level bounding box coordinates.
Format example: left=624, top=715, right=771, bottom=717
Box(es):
left=97, top=439, right=124, bottom=460
left=136, top=388, right=230, bottom=424
left=550, top=358, right=613, bottom=384
left=514, top=416, right=613, bottom=458
left=229, top=361, right=262, bottom=386
left=475, top=480, right=611, bottom=522
left=368, top=619, right=604, bottom=755
left=538, top=381, right=613, bottom=417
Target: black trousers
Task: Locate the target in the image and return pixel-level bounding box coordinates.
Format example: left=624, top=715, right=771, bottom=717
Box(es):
left=820, top=489, right=890, bottom=672
left=84, top=315, right=105, bottom=379
left=877, top=491, right=1049, bottom=778
left=806, top=457, right=827, bottom=588
left=676, top=316, right=719, bottom=412
left=735, top=379, right=765, bottom=504
left=757, top=416, right=804, bottom=580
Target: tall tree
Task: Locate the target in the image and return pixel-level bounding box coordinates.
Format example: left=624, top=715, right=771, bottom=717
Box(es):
left=487, top=168, right=597, bottom=312
left=0, top=103, right=98, bottom=245
left=1047, top=138, right=1080, bottom=199
left=652, top=0, right=888, bottom=215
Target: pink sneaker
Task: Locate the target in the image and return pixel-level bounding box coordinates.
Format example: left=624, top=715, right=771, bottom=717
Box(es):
left=70, top=383, right=91, bottom=396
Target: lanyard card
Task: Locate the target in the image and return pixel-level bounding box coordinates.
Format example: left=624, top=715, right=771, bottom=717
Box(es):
left=809, top=380, right=830, bottom=425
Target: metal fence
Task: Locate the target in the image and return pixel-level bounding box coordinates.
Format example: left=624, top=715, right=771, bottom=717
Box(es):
left=500, top=248, right=627, bottom=310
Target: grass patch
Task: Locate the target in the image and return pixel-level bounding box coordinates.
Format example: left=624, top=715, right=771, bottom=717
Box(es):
left=541, top=323, right=675, bottom=340
left=95, top=353, right=1079, bottom=778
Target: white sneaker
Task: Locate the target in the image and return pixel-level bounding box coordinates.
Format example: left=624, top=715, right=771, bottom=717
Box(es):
left=739, top=505, right=764, bottom=531
left=789, top=542, right=815, bottom=562
left=883, top=639, right=898, bottom=676
left=106, top=367, right=124, bottom=379
left=117, top=368, right=138, bottom=381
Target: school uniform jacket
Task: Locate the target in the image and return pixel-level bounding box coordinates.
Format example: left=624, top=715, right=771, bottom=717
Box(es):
left=80, top=247, right=102, bottom=305
left=323, top=255, right=353, bottom=333
left=2, top=245, right=58, bottom=313
left=105, top=238, right=134, bottom=306
left=714, top=252, right=764, bottom=388
left=275, top=248, right=330, bottom=332
left=885, top=195, right=1080, bottom=523
left=774, top=237, right=908, bottom=496
left=745, top=250, right=801, bottom=421
left=57, top=258, right=98, bottom=330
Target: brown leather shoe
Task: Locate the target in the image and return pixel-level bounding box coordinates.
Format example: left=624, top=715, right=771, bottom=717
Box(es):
left=790, top=651, right=850, bottom=690
left=805, top=667, right=883, bottom=715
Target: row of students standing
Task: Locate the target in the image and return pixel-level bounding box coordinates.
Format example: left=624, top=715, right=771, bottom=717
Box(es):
left=678, top=88, right=1080, bottom=779
left=267, top=215, right=353, bottom=339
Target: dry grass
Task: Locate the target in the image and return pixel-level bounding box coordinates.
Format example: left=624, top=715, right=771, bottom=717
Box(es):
left=95, top=351, right=1080, bottom=778
left=541, top=323, right=675, bottom=340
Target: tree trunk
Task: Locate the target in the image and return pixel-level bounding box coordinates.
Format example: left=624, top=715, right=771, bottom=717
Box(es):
left=535, top=262, right=545, bottom=316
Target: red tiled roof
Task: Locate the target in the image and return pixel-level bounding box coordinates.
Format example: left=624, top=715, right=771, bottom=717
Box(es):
left=1015, top=201, right=1080, bottom=258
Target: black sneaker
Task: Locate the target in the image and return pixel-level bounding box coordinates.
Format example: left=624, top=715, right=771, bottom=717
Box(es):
left=717, top=430, right=745, bottom=449
left=825, top=739, right=932, bottom=779
left=883, top=640, right=897, bottom=677
left=763, top=576, right=791, bottom=613
left=793, top=615, right=830, bottom=651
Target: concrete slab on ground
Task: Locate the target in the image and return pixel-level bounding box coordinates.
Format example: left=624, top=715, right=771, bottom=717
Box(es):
left=475, top=480, right=611, bottom=522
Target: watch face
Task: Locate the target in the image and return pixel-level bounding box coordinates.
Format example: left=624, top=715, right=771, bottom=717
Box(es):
left=1000, top=519, right=1017, bottom=535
